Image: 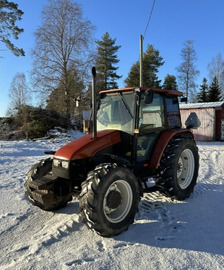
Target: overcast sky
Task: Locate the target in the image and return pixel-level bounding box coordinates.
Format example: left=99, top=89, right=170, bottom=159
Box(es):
left=1, top=0, right=224, bottom=116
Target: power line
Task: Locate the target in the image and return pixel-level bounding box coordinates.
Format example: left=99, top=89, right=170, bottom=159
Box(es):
left=143, top=0, right=157, bottom=39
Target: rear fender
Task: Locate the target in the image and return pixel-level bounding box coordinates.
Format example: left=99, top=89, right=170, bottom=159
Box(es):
left=148, top=129, right=193, bottom=169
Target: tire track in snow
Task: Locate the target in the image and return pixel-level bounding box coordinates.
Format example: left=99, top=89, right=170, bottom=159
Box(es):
left=195, top=145, right=224, bottom=197
left=136, top=144, right=224, bottom=242
left=137, top=191, right=183, bottom=241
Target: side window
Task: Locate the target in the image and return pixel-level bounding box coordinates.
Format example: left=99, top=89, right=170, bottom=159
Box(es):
left=139, top=93, right=165, bottom=131
left=165, top=97, right=181, bottom=128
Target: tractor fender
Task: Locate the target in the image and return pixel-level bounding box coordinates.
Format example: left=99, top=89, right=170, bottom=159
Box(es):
left=54, top=130, right=121, bottom=161
left=148, top=129, right=194, bottom=170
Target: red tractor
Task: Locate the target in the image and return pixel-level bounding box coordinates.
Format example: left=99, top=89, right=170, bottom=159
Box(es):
left=24, top=69, right=199, bottom=237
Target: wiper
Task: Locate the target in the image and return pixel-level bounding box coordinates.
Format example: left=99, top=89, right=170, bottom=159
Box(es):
left=118, top=92, right=133, bottom=119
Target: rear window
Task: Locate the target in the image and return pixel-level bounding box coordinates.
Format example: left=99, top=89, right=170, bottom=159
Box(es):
left=165, top=97, right=181, bottom=128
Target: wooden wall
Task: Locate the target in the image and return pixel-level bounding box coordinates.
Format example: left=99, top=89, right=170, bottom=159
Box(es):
left=180, top=108, right=215, bottom=141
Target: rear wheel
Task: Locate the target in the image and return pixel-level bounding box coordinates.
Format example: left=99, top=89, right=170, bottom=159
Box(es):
left=79, top=163, right=140, bottom=237
left=25, top=158, right=72, bottom=211
left=155, top=136, right=199, bottom=200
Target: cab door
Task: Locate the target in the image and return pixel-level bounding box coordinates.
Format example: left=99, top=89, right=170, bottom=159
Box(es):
left=137, top=92, right=166, bottom=164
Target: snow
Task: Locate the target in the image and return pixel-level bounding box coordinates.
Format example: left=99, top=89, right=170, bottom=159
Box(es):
left=0, top=133, right=224, bottom=269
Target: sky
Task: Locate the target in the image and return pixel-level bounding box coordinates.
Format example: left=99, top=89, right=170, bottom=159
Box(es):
left=1, top=0, right=224, bottom=117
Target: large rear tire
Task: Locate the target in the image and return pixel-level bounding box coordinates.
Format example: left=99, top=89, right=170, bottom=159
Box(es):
left=155, top=136, right=199, bottom=200
left=25, top=158, right=72, bottom=211
left=79, top=163, right=140, bottom=237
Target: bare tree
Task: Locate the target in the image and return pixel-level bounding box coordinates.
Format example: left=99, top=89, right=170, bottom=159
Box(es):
left=31, top=0, right=95, bottom=122
left=8, top=72, right=30, bottom=114
left=176, top=40, right=199, bottom=102
left=208, top=53, right=224, bottom=97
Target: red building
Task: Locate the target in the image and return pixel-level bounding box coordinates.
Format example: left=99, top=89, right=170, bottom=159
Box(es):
left=180, top=102, right=224, bottom=141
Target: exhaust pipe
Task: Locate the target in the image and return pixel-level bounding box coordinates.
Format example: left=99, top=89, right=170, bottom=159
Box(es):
left=92, top=67, right=97, bottom=139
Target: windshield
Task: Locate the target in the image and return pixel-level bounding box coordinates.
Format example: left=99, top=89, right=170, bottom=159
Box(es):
left=97, top=92, right=135, bottom=133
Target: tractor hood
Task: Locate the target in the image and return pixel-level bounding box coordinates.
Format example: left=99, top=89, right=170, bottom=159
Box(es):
left=54, top=130, right=121, bottom=161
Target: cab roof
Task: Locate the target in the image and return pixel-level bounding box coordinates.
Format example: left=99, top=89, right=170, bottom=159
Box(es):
left=99, top=87, right=183, bottom=97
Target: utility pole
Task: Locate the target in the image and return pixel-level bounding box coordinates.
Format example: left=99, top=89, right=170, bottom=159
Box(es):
left=139, top=35, right=143, bottom=88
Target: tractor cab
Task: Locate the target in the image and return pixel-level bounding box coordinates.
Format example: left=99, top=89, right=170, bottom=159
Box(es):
left=97, top=87, right=183, bottom=175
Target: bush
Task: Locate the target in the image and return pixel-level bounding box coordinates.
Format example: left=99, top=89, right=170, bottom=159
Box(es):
left=2, top=105, right=76, bottom=140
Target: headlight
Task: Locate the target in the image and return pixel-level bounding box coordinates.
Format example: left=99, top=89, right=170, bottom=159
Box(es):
left=61, top=160, right=69, bottom=169
left=53, top=158, right=60, bottom=167
left=53, top=158, right=69, bottom=169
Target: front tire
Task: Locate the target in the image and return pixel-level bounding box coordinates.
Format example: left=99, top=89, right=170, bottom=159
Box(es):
left=79, top=163, right=140, bottom=237
left=155, top=136, right=199, bottom=200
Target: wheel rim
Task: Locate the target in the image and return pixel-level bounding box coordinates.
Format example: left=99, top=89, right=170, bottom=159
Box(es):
left=177, top=149, right=195, bottom=189
left=103, top=180, right=133, bottom=223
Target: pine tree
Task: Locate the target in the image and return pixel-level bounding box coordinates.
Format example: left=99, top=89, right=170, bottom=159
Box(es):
left=162, top=74, right=178, bottom=90
left=196, top=78, right=208, bottom=102
left=0, top=0, right=25, bottom=56
left=96, top=32, right=122, bottom=91
left=125, top=44, right=164, bottom=88
left=207, top=76, right=222, bottom=102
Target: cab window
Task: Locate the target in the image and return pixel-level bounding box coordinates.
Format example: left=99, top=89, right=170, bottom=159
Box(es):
left=139, top=93, right=165, bottom=132
left=165, top=97, right=181, bottom=128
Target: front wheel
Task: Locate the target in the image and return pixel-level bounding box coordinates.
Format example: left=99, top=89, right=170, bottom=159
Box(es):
left=79, top=163, right=140, bottom=237
left=155, top=136, right=199, bottom=200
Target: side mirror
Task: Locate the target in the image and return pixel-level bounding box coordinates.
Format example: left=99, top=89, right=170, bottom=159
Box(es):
left=145, top=89, right=154, bottom=104
left=185, top=112, right=201, bottom=129
left=181, top=97, right=188, bottom=103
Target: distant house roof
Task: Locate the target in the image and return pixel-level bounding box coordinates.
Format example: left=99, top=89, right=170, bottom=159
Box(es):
left=180, top=102, right=224, bottom=110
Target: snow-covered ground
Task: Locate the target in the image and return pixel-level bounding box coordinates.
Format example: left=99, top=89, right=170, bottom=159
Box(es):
left=0, top=132, right=224, bottom=270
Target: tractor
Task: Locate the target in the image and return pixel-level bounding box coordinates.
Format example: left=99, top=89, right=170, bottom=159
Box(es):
left=24, top=68, right=199, bottom=237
